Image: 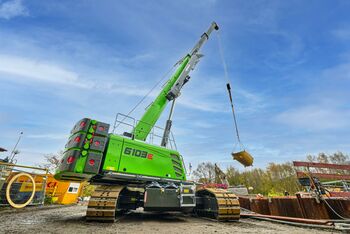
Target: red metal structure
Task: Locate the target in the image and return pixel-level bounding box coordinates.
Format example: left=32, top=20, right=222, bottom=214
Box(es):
left=293, top=161, right=350, bottom=180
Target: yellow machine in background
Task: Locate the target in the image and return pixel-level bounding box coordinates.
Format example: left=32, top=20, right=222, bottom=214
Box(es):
left=1, top=166, right=84, bottom=207
left=45, top=174, right=85, bottom=204
left=17, top=173, right=85, bottom=205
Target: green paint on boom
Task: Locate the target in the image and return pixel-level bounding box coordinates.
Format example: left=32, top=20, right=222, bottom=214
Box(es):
left=133, top=55, right=190, bottom=141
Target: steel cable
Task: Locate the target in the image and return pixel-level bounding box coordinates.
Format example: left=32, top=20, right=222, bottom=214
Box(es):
left=114, top=64, right=177, bottom=131
left=216, top=31, right=244, bottom=150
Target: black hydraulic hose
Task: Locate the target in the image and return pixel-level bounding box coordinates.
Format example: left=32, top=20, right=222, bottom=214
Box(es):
left=303, top=172, right=350, bottom=220
left=321, top=194, right=350, bottom=220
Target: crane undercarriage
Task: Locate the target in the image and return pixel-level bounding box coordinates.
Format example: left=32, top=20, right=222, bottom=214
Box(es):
left=86, top=182, right=240, bottom=222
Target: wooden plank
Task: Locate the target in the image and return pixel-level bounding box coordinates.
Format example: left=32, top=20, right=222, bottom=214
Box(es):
left=293, top=161, right=350, bottom=170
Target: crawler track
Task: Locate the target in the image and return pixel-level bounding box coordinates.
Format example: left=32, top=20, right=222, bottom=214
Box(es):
left=195, top=188, right=240, bottom=221
left=86, top=185, right=124, bottom=222
left=86, top=186, right=239, bottom=222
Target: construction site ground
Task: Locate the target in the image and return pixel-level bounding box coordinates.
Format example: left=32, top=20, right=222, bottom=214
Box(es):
left=0, top=205, right=335, bottom=234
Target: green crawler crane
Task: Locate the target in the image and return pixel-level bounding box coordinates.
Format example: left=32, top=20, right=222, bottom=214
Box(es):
left=55, top=22, right=241, bottom=222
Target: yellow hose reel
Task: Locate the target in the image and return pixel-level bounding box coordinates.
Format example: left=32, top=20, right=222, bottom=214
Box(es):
left=6, top=172, right=36, bottom=209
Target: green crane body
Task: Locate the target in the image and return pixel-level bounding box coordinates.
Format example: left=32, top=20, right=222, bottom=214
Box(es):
left=133, top=56, right=190, bottom=141
left=53, top=23, right=243, bottom=222
left=55, top=22, right=219, bottom=185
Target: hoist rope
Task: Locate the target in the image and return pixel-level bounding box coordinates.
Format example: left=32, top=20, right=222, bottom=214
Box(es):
left=216, top=31, right=244, bottom=149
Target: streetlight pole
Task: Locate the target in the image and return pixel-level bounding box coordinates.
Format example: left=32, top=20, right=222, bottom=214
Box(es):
left=9, top=132, right=23, bottom=163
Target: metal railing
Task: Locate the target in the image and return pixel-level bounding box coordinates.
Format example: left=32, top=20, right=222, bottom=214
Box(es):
left=112, top=113, right=177, bottom=150
left=0, top=162, right=48, bottom=207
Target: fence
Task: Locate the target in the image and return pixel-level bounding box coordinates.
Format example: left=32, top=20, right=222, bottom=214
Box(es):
left=0, top=162, right=48, bottom=208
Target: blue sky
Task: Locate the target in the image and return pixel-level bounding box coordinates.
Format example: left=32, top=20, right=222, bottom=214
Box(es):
left=0, top=0, right=350, bottom=171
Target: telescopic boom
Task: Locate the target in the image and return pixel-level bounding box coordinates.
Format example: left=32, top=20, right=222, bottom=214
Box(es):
left=133, top=22, right=219, bottom=142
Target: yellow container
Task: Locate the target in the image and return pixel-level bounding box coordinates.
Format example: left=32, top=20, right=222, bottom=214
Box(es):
left=232, top=150, right=254, bottom=167
left=8, top=172, right=84, bottom=205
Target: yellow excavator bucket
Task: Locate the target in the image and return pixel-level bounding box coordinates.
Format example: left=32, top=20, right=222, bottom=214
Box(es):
left=232, top=150, right=253, bottom=167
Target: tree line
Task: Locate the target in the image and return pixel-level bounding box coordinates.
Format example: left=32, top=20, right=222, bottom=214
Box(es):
left=39, top=151, right=349, bottom=196
left=192, top=152, right=350, bottom=196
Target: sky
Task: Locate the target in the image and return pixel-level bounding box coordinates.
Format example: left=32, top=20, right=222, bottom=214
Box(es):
left=0, top=0, right=350, bottom=171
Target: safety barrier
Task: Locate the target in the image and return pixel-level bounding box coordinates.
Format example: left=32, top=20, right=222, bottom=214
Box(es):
left=0, top=162, right=48, bottom=208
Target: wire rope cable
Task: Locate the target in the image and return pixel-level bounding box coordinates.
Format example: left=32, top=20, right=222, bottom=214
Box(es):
left=216, top=31, right=244, bottom=149
left=114, top=64, right=177, bottom=131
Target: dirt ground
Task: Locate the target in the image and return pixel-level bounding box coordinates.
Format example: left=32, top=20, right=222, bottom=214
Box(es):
left=0, top=205, right=336, bottom=234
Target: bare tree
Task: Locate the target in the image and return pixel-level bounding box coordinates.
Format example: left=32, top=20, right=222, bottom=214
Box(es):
left=329, top=152, right=349, bottom=164
left=192, top=162, right=215, bottom=183
left=306, top=152, right=350, bottom=174
left=38, top=150, right=64, bottom=173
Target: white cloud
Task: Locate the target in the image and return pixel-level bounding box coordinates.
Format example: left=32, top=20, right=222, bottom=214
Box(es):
left=0, top=53, right=229, bottom=114
left=234, top=87, right=266, bottom=114
left=26, top=134, right=69, bottom=140
left=0, top=0, right=28, bottom=19
left=322, top=62, right=350, bottom=80
left=192, top=120, right=215, bottom=128
left=178, top=97, right=226, bottom=113
left=275, top=106, right=350, bottom=131
left=0, top=54, right=156, bottom=98
left=332, top=28, right=350, bottom=40
left=0, top=54, right=90, bottom=87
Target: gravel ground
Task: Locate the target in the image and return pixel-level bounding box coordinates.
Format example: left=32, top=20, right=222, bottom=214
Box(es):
left=0, top=205, right=337, bottom=234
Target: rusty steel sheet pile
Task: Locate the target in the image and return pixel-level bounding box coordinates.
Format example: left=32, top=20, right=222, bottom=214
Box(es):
left=240, top=195, right=350, bottom=220
left=267, top=197, right=304, bottom=218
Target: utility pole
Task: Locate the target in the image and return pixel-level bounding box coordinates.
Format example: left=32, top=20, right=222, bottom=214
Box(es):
left=9, top=132, right=23, bottom=163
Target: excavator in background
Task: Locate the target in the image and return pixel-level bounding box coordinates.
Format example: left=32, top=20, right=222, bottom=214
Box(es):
left=212, top=164, right=251, bottom=196
left=54, top=22, right=240, bottom=222
left=215, top=163, right=229, bottom=186
left=199, top=163, right=229, bottom=190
